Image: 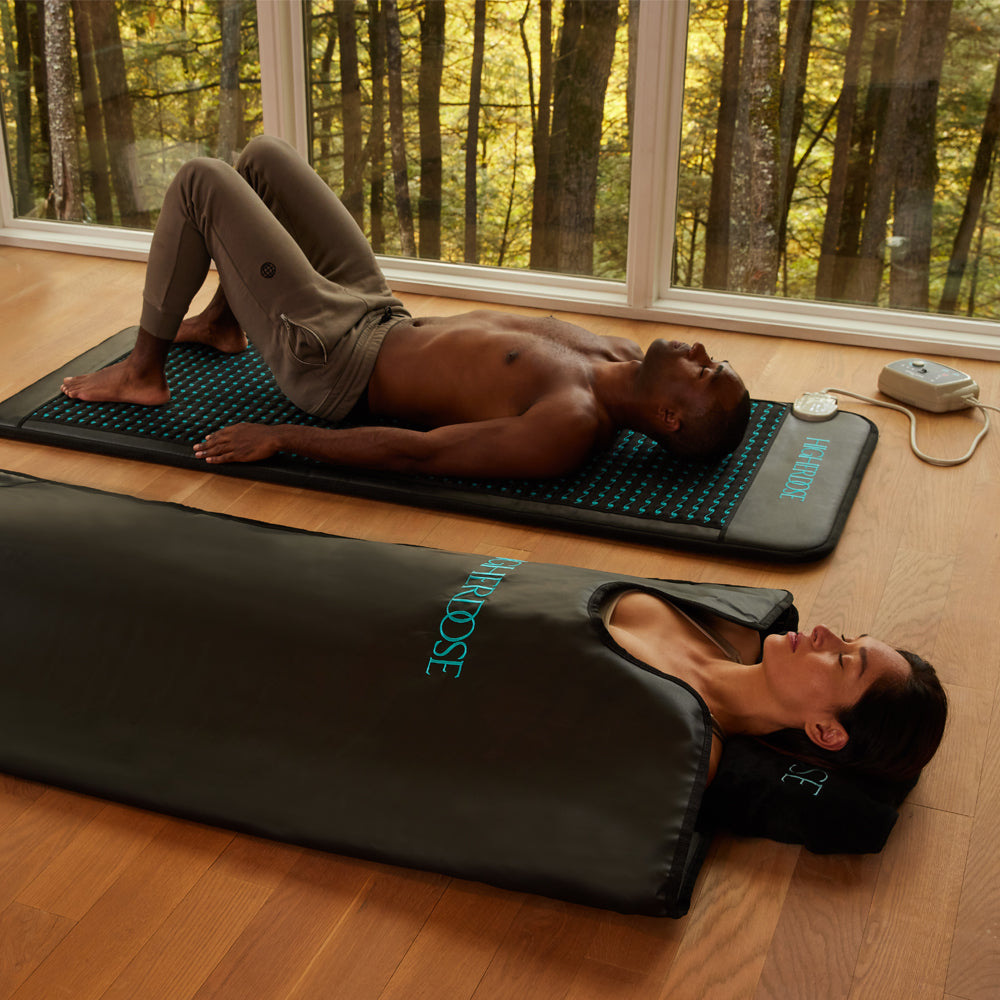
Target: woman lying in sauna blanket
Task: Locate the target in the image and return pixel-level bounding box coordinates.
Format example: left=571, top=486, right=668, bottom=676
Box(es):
left=0, top=472, right=947, bottom=915
left=603, top=589, right=946, bottom=787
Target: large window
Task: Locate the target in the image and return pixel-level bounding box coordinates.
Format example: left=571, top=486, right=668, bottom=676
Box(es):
left=677, top=0, right=1000, bottom=323
left=0, top=0, right=261, bottom=231
left=0, top=0, right=997, bottom=358
left=305, top=0, right=633, bottom=280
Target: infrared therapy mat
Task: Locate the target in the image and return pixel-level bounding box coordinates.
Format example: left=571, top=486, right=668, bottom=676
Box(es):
left=0, top=473, right=912, bottom=918
left=0, top=328, right=878, bottom=560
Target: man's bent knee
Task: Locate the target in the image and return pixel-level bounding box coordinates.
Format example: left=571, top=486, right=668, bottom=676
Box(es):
left=170, top=155, right=234, bottom=194
left=236, top=134, right=296, bottom=178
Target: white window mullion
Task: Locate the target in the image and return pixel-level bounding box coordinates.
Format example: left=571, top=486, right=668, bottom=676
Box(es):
left=0, top=118, right=14, bottom=230
left=626, top=0, right=688, bottom=310
left=257, top=0, right=309, bottom=154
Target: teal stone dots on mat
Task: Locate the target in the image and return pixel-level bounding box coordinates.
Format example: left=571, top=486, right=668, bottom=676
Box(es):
left=29, top=345, right=788, bottom=529
left=719, top=402, right=785, bottom=519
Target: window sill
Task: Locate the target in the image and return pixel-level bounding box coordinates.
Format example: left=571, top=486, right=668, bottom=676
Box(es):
left=3, top=225, right=997, bottom=361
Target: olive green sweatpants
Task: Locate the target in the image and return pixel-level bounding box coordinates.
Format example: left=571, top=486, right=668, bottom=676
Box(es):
left=140, top=135, right=409, bottom=420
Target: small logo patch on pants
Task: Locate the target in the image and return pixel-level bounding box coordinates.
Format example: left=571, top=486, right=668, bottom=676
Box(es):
left=260, top=261, right=277, bottom=278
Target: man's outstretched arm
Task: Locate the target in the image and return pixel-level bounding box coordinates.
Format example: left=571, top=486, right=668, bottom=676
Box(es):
left=192, top=397, right=603, bottom=479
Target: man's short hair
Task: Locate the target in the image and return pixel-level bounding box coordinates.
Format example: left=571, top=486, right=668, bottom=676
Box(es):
left=665, top=389, right=752, bottom=461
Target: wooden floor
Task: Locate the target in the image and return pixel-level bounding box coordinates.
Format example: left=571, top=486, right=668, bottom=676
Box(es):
left=0, top=245, right=997, bottom=1000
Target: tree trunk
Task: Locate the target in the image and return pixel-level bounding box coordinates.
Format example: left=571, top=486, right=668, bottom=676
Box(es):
left=847, top=0, right=927, bottom=305
left=939, top=55, right=1000, bottom=313
left=834, top=0, right=901, bottom=300
left=703, top=0, right=742, bottom=289
left=626, top=0, right=638, bottom=145
left=87, top=0, right=151, bottom=228
left=179, top=2, right=198, bottom=135
left=3, top=0, right=34, bottom=214
left=776, top=0, right=813, bottom=262
left=367, top=0, right=387, bottom=252
left=418, top=0, right=445, bottom=259
left=315, top=14, right=336, bottom=176
left=43, top=0, right=82, bottom=221
left=888, top=0, right=952, bottom=311
left=217, top=0, right=243, bottom=164
left=815, top=0, right=869, bottom=300
left=497, top=129, right=520, bottom=267
left=731, top=0, right=781, bottom=293
left=24, top=0, right=53, bottom=213
left=546, top=0, right=618, bottom=275
left=526, top=0, right=553, bottom=269
left=71, top=0, right=113, bottom=223
left=540, top=3, right=576, bottom=271
left=384, top=0, right=415, bottom=256
left=337, top=0, right=365, bottom=225
left=464, top=0, right=486, bottom=264
left=965, top=169, right=993, bottom=316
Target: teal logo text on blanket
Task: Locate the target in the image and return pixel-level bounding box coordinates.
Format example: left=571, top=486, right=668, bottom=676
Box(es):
left=425, top=557, right=523, bottom=679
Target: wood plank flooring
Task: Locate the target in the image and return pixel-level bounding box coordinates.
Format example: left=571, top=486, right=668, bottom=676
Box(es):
left=0, top=246, right=997, bottom=1000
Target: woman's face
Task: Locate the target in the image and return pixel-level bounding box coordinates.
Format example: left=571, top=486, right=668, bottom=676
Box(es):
left=761, top=624, right=911, bottom=723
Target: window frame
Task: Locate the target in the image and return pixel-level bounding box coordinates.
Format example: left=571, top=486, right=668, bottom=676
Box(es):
left=0, top=0, right=996, bottom=361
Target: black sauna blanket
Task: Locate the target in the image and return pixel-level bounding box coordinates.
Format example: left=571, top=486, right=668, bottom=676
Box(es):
left=0, top=471, right=799, bottom=916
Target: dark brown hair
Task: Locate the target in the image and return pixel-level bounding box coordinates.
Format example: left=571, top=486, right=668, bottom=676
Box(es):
left=666, top=388, right=752, bottom=461
left=763, top=649, right=948, bottom=784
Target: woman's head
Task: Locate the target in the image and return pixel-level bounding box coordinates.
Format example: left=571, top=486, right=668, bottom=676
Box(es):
left=759, top=627, right=947, bottom=783
left=823, top=648, right=947, bottom=782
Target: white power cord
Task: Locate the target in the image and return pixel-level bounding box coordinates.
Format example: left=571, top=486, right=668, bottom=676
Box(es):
left=822, top=387, right=997, bottom=466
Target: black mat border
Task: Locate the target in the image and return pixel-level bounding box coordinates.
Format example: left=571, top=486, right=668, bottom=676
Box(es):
left=0, top=331, right=877, bottom=561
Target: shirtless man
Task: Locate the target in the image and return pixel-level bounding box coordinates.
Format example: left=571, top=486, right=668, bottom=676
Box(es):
left=62, top=136, right=749, bottom=480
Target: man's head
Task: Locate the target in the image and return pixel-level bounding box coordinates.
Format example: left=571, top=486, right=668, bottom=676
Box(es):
left=633, top=340, right=750, bottom=460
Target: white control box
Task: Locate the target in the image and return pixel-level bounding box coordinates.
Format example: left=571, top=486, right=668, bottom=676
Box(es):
left=878, top=359, right=979, bottom=412
left=792, top=391, right=839, bottom=421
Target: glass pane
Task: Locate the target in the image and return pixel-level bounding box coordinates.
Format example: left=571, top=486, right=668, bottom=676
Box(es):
left=677, top=0, right=1000, bottom=322
left=305, top=0, right=633, bottom=280
left=0, top=0, right=262, bottom=229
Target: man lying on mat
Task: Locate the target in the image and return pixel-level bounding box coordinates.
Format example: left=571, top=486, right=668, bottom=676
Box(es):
left=61, top=136, right=750, bottom=479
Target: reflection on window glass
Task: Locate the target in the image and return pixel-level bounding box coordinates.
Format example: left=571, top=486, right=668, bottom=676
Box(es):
left=306, top=0, right=633, bottom=280
left=0, top=0, right=261, bottom=229
left=678, top=0, right=1000, bottom=321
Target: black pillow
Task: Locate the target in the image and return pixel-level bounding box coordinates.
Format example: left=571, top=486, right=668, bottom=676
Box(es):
left=700, top=735, right=916, bottom=854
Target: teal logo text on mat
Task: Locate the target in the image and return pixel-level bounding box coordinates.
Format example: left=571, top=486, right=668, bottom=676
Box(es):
left=779, top=437, right=830, bottom=502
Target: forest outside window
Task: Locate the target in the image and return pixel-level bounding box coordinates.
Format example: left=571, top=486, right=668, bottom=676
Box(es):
left=1, top=0, right=998, bottom=354
left=677, top=0, right=1000, bottom=324
left=0, top=0, right=262, bottom=230
left=304, top=0, right=633, bottom=280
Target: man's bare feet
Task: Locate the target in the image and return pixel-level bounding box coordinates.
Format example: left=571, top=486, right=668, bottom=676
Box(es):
left=176, top=311, right=248, bottom=353
left=61, top=357, right=170, bottom=406
left=176, top=286, right=248, bottom=353
left=61, top=327, right=172, bottom=406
